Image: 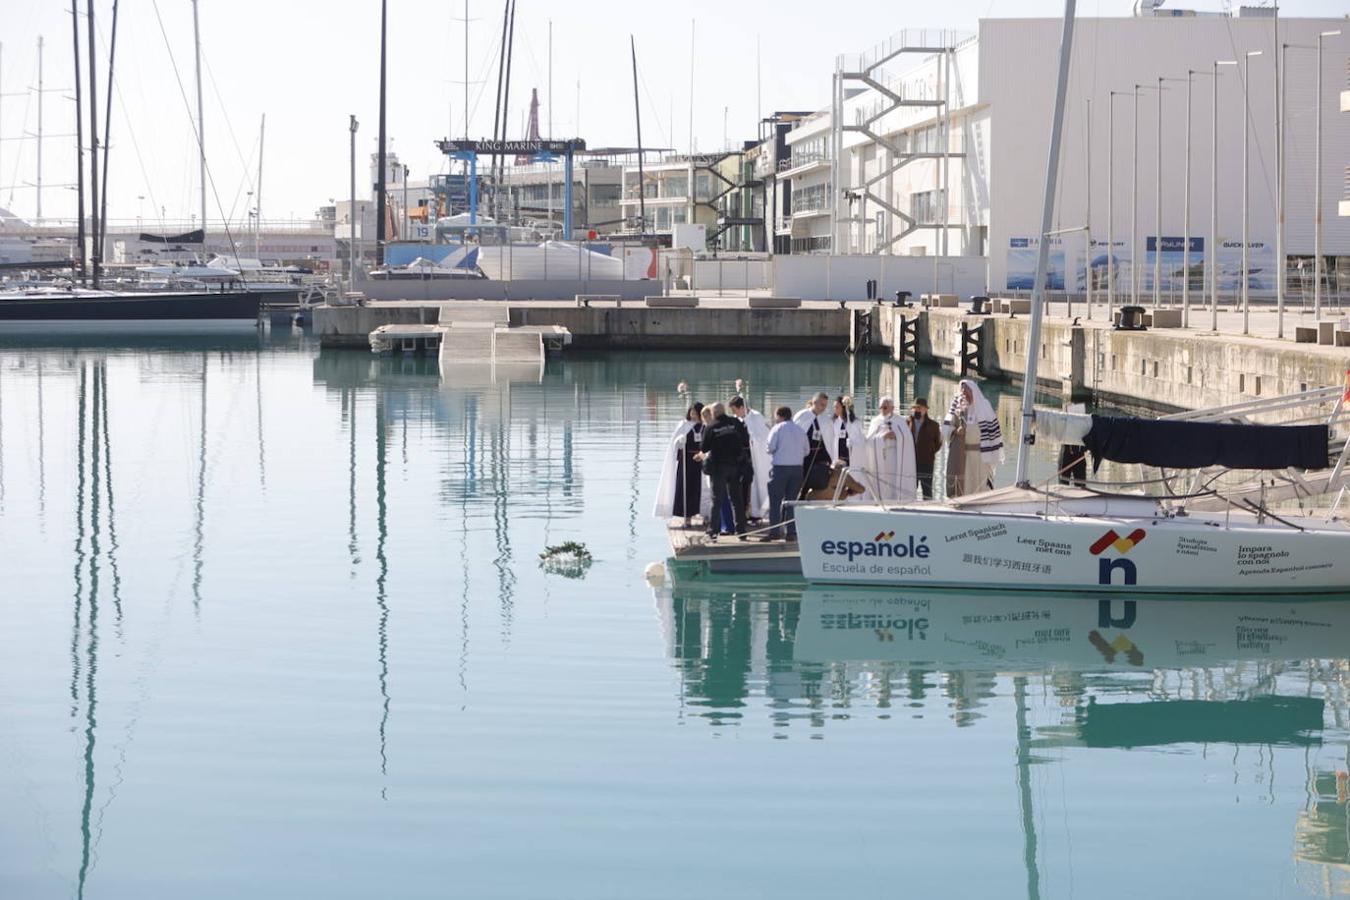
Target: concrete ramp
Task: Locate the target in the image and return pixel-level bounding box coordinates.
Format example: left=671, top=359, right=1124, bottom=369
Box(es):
left=439, top=322, right=495, bottom=362
left=491, top=328, right=545, bottom=366
left=436, top=304, right=510, bottom=326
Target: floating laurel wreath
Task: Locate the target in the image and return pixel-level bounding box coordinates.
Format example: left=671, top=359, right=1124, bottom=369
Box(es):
left=539, top=541, right=594, bottom=578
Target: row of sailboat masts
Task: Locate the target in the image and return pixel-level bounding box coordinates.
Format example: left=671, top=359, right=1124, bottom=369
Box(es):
left=1084, top=13, right=1339, bottom=332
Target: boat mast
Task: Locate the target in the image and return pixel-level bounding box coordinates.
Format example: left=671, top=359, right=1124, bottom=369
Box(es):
left=631, top=36, right=645, bottom=235
left=70, top=1, right=85, bottom=283
left=98, top=0, right=119, bottom=264
left=375, top=0, right=388, bottom=266
left=256, top=113, right=264, bottom=258
left=36, top=37, right=43, bottom=224
left=490, top=0, right=509, bottom=219
left=500, top=0, right=517, bottom=220
left=86, top=0, right=100, bottom=288
left=1014, top=0, right=1078, bottom=487
left=191, top=0, right=206, bottom=236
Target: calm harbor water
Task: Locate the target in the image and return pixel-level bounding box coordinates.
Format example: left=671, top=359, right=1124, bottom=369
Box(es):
left=1, top=333, right=1347, bottom=899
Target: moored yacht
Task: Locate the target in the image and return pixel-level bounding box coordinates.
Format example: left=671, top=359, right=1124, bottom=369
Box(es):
left=791, top=0, right=1350, bottom=597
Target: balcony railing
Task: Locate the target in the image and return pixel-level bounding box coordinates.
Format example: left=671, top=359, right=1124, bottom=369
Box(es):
left=779, top=153, right=830, bottom=173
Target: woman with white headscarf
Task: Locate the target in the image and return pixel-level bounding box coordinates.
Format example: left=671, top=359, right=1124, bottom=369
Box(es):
left=943, top=379, right=1003, bottom=497
left=832, top=396, right=865, bottom=466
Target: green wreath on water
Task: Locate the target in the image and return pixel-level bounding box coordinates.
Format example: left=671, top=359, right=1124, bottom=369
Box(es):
left=539, top=541, right=593, bottom=578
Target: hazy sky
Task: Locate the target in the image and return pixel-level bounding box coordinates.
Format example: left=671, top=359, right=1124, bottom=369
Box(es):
left=0, top=0, right=1341, bottom=228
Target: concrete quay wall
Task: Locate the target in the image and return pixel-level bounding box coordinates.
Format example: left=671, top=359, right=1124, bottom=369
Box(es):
left=314, top=301, right=851, bottom=351
left=314, top=299, right=1345, bottom=416
left=873, top=306, right=1350, bottom=414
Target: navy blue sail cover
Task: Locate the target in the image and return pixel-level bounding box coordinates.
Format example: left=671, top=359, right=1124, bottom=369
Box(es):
left=1082, top=416, right=1329, bottom=471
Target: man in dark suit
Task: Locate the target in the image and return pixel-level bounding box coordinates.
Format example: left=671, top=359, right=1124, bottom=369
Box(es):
left=907, top=397, right=943, bottom=500
left=695, top=402, right=751, bottom=540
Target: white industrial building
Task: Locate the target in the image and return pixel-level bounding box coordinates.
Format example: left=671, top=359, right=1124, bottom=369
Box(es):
left=783, top=10, right=1350, bottom=295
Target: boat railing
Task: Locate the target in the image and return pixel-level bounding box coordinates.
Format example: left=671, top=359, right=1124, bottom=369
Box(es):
left=1160, top=385, right=1344, bottom=426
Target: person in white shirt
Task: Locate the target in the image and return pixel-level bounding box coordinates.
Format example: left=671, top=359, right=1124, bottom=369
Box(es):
left=764, top=406, right=811, bottom=540
left=863, top=395, right=918, bottom=503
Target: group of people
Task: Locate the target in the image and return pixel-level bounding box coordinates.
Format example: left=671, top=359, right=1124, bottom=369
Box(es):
left=653, top=378, right=1003, bottom=542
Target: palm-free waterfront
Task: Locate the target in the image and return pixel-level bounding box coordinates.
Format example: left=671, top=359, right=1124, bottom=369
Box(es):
left=1, top=336, right=1347, bottom=899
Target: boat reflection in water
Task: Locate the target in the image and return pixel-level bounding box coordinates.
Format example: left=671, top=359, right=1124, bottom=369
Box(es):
left=655, top=582, right=1350, bottom=894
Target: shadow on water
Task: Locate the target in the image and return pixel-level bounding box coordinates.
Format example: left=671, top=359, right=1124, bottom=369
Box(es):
left=656, top=581, right=1350, bottom=894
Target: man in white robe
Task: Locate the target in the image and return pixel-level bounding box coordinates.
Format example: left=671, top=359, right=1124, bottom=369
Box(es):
left=793, top=391, right=837, bottom=470
left=729, top=396, right=771, bottom=520
left=863, top=396, right=918, bottom=503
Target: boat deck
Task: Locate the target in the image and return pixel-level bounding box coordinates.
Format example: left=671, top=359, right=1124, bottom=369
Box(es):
left=665, top=519, right=802, bottom=580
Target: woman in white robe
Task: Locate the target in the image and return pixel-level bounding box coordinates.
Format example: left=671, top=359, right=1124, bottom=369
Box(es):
left=862, top=396, right=918, bottom=503
left=942, top=379, right=1003, bottom=497
left=652, top=403, right=706, bottom=525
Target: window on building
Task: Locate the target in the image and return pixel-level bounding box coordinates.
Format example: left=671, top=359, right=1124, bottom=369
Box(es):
left=591, top=183, right=621, bottom=203
left=695, top=173, right=713, bottom=202
left=664, top=175, right=687, bottom=198
left=909, top=189, right=946, bottom=225
left=790, top=136, right=829, bottom=167
left=792, top=182, right=830, bottom=215
left=911, top=124, right=942, bottom=155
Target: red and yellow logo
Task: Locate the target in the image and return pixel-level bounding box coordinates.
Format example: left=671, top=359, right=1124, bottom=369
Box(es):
left=1089, top=528, right=1146, bottom=556
left=873, top=530, right=896, bottom=542
left=1088, top=630, right=1144, bottom=666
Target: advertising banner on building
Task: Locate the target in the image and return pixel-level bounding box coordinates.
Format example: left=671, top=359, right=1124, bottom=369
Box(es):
left=1079, top=238, right=1128, bottom=294
left=1214, top=239, right=1274, bottom=292
left=1143, top=236, right=1205, bottom=293
left=1006, top=236, right=1065, bottom=290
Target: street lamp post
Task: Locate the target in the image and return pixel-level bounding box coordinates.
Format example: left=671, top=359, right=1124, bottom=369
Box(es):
left=1213, top=59, right=1235, bottom=332
left=1154, top=76, right=1163, bottom=309
left=1155, top=77, right=1187, bottom=310
left=1132, top=84, right=1140, bottom=306
left=1183, top=72, right=1195, bottom=326
left=1130, top=82, right=1161, bottom=308
left=1085, top=97, right=1093, bottom=320
left=402, top=164, right=410, bottom=243
left=1241, top=50, right=1261, bottom=337
left=1315, top=31, right=1341, bottom=320
left=349, top=114, right=359, bottom=286
left=1275, top=21, right=1285, bottom=338
left=1108, top=91, right=1120, bottom=323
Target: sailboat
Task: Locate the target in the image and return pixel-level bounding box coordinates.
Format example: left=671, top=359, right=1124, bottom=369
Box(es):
left=792, top=0, right=1350, bottom=596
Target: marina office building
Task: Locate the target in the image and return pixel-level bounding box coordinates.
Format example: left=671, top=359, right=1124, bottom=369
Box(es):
left=780, top=11, right=1350, bottom=294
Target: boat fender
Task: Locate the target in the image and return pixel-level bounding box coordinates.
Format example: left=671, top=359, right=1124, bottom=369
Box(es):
left=644, top=561, right=666, bottom=585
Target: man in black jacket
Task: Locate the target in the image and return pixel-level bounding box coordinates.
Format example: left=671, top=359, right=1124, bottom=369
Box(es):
left=695, top=402, right=751, bottom=541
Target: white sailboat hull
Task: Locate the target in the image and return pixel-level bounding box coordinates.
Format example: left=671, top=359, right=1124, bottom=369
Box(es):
left=793, top=502, right=1350, bottom=595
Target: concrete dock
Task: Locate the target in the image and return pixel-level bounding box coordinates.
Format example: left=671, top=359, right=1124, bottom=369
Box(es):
left=313, top=294, right=1350, bottom=414
left=315, top=297, right=853, bottom=352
